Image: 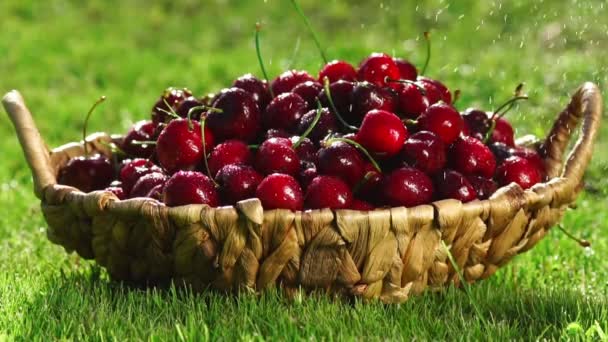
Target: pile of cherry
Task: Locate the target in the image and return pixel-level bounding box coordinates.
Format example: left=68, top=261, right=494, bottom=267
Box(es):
left=58, top=53, right=544, bottom=211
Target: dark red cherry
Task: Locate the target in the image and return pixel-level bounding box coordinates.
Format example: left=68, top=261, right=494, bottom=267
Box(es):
left=349, top=82, right=397, bottom=125
left=354, top=165, right=382, bottom=204
left=318, top=60, right=357, bottom=83
left=175, top=96, right=204, bottom=121
left=356, top=109, right=408, bottom=157
left=396, top=82, right=429, bottom=119
left=417, top=77, right=451, bottom=105
left=466, top=175, right=498, bottom=200
left=350, top=199, right=375, bottom=211
left=488, top=142, right=513, bottom=162
left=163, top=170, right=219, bottom=207
left=381, top=167, right=434, bottom=207
left=434, top=170, right=477, bottom=202
left=207, top=139, right=253, bottom=178
left=255, top=138, right=300, bottom=176
left=393, top=58, right=418, bottom=80
left=401, top=131, right=446, bottom=174
left=232, top=73, right=271, bottom=110
left=151, top=87, right=192, bottom=125
left=208, top=88, right=261, bottom=142
left=491, top=117, right=515, bottom=146
left=271, top=70, right=315, bottom=96
left=296, top=107, right=337, bottom=142
left=318, top=80, right=355, bottom=119
left=215, top=164, right=263, bottom=205
left=156, top=119, right=214, bottom=173
left=511, top=146, right=544, bottom=175
left=104, top=186, right=125, bottom=200
left=292, top=81, right=323, bottom=109
left=264, top=128, right=291, bottom=140
left=317, top=141, right=365, bottom=186
left=255, top=173, right=303, bottom=211
left=357, top=53, right=401, bottom=89
left=263, top=92, right=308, bottom=131
left=450, top=136, right=496, bottom=178
left=417, top=102, right=463, bottom=145
left=129, top=172, right=167, bottom=198
left=304, top=175, right=352, bottom=209
left=119, top=159, right=162, bottom=194
left=58, top=155, right=114, bottom=193
left=298, top=166, right=318, bottom=189
left=496, top=156, right=542, bottom=190
left=121, top=120, right=157, bottom=158
left=462, top=108, right=491, bottom=140
left=289, top=136, right=317, bottom=164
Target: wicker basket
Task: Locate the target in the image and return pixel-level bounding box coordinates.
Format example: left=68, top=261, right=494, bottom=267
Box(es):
left=2, top=83, right=602, bottom=303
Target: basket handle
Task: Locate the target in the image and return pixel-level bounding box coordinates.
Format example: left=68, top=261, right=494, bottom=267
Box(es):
left=2, top=90, right=56, bottom=199
left=541, top=82, right=602, bottom=184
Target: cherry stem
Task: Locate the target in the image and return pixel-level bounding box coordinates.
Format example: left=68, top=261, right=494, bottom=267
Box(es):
left=483, top=121, right=496, bottom=144
left=385, top=77, right=427, bottom=95
left=187, top=105, right=223, bottom=122
left=403, top=119, right=418, bottom=126
left=82, top=96, right=106, bottom=157
left=325, top=137, right=382, bottom=173
left=293, top=100, right=323, bottom=149
left=290, top=0, right=328, bottom=64
left=491, top=95, right=529, bottom=120
left=200, top=118, right=218, bottom=186
left=248, top=144, right=260, bottom=150
left=255, top=23, right=274, bottom=98
left=421, top=31, right=431, bottom=75
left=322, top=77, right=358, bottom=132
left=352, top=171, right=377, bottom=195
left=453, top=89, right=461, bottom=105
left=286, top=36, right=302, bottom=70
left=557, top=224, right=591, bottom=248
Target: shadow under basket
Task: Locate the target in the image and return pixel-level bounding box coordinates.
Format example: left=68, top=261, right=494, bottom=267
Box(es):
left=2, top=83, right=602, bottom=303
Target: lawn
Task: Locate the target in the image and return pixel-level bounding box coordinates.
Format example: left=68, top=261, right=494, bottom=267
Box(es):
left=1, top=0, right=607, bottom=340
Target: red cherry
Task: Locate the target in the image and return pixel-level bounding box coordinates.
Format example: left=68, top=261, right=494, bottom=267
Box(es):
left=255, top=138, right=300, bottom=176
left=215, top=164, right=263, bottom=205
left=355, top=164, right=383, bottom=204
left=232, top=74, right=271, bottom=110
left=317, top=141, right=365, bottom=187
left=163, top=170, right=219, bottom=207
left=417, top=102, right=463, bottom=145
left=350, top=199, right=375, bottom=211
left=263, top=92, right=308, bottom=131
left=289, top=136, right=318, bottom=164
left=466, top=175, right=498, bottom=200
left=393, top=58, right=418, bottom=80
left=462, top=108, right=491, bottom=141
left=271, top=70, right=315, bottom=96
left=121, top=120, right=157, bottom=158
left=207, top=140, right=253, bottom=178
left=417, top=77, right=451, bottom=105
left=496, top=156, right=542, bottom=190
left=151, top=87, right=192, bottom=125
left=511, top=146, right=544, bottom=175
left=156, top=119, right=214, bottom=173
left=381, top=167, right=434, bottom=207
left=434, top=170, right=477, bottom=203
left=396, top=83, right=429, bottom=119
left=255, top=173, right=303, bottom=211
left=296, top=107, right=337, bottom=142
left=119, top=159, right=162, bottom=194
left=349, top=82, right=397, bottom=125
left=130, top=172, right=167, bottom=198
left=356, top=109, right=408, bottom=157
left=450, top=136, right=496, bottom=178
left=58, top=155, right=114, bottom=193
left=401, top=131, right=446, bottom=174
left=298, top=166, right=318, bottom=189
left=175, top=96, right=205, bottom=121
left=304, top=176, right=353, bottom=209
left=357, top=53, right=401, bottom=89
left=318, top=80, right=355, bottom=119
left=208, top=88, right=261, bottom=142
left=318, top=60, right=357, bottom=83
left=491, top=117, right=515, bottom=146
left=292, top=81, right=323, bottom=109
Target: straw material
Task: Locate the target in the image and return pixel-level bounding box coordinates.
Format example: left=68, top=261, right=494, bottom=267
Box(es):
left=2, top=83, right=602, bottom=303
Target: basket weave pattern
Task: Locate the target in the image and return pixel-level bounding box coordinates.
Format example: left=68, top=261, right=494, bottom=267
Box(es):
left=3, top=83, right=602, bottom=303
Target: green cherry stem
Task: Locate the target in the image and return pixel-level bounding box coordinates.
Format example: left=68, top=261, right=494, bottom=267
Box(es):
left=557, top=224, right=591, bottom=248
left=420, top=31, right=431, bottom=75
left=293, top=100, right=323, bottom=149
left=322, top=77, right=358, bottom=132
left=491, top=95, right=529, bottom=120
left=385, top=77, right=427, bottom=95
left=255, top=23, right=274, bottom=98
left=200, top=118, right=218, bottom=186
left=82, top=96, right=106, bottom=157
left=286, top=36, right=302, bottom=70
left=352, top=171, right=377, bottom=195
left=324, top=137, right=382, bottom=173
left=290, top=0, right=328, bottom=64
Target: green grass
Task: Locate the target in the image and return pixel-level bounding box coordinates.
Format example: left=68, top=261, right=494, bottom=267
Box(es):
left=1, top=0, right=608, bottom=340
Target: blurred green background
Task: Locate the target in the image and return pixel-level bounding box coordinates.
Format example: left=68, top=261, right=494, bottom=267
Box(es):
left=0, top=0, right=607, bottom=340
